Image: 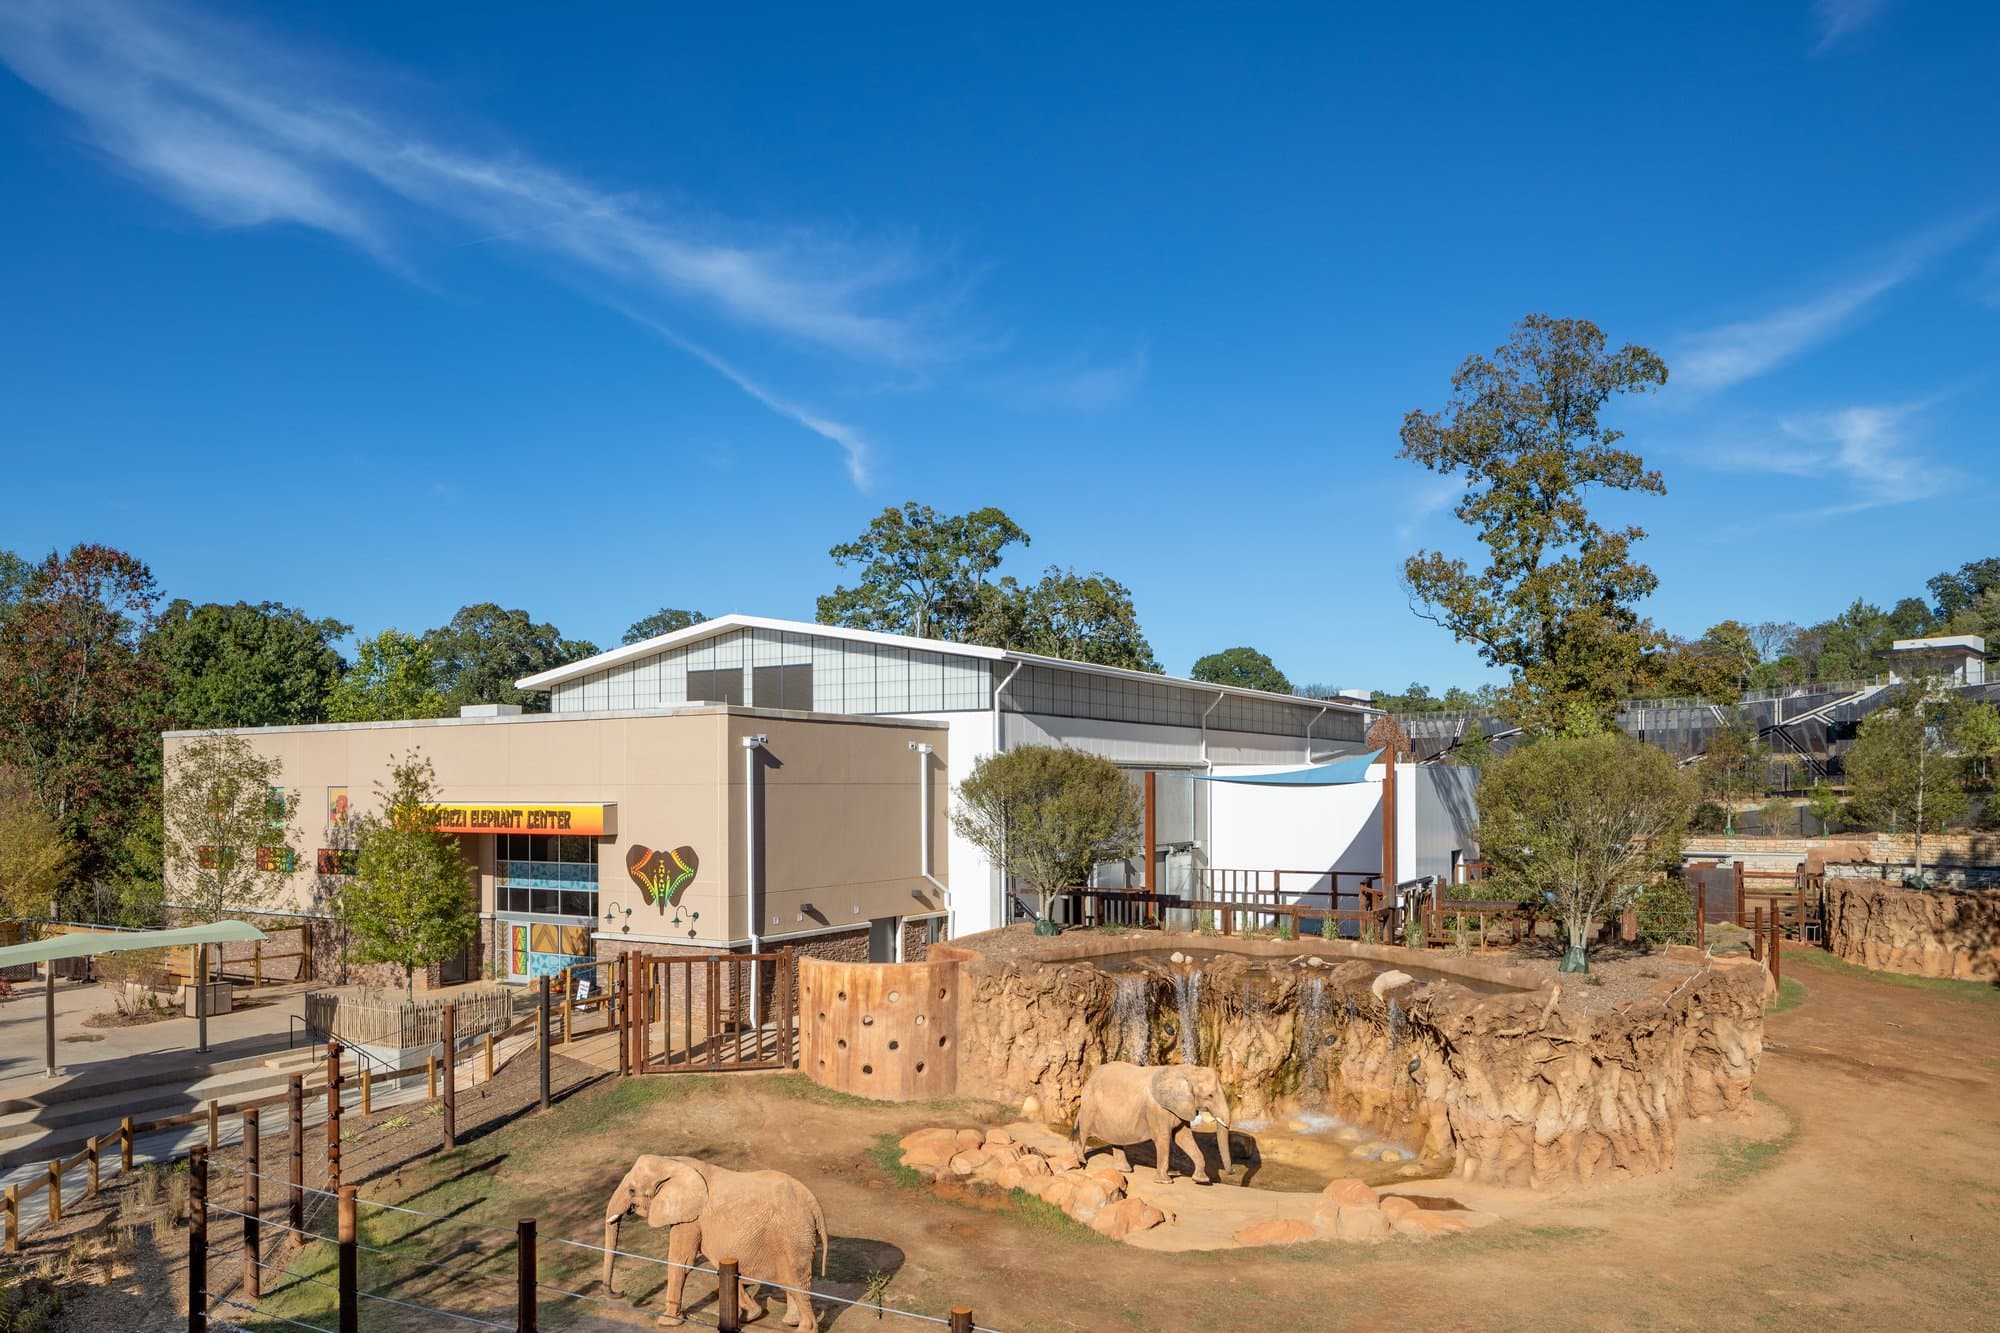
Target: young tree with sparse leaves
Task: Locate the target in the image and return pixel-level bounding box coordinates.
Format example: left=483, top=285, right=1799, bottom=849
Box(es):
left=952, top=745, right=1141, bottom=934
left=1475, top=733, right=1695, bottom=972
left=337, top=751, right=478, bottom=996
left=162, top=732, right=302, bottom=925
left=1844, top=684, right=1970, bottom=884
left=1398, top=315, right=1670, bottom=734
left=1700, top=720, right=1762, bottom=835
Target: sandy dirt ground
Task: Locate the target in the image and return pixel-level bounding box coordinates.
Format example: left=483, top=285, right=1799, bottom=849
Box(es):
left=14, top=946, right=1999, bottom=1332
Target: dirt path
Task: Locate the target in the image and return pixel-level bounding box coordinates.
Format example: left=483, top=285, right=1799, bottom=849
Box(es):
left=26, top=950, right=2000, bottom=1332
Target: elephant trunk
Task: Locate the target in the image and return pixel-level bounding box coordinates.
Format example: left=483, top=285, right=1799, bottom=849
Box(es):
left=602, top=1215, right=620, bottom=1294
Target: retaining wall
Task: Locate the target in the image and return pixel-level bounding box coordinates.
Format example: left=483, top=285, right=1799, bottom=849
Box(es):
left=1823, top=879, right=2000, bottom=980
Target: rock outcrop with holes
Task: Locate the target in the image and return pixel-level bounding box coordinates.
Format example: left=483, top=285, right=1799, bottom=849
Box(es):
left=1823, top=879, right=2000, bottom=980
left=941, top=935, right=1767, bottom=1191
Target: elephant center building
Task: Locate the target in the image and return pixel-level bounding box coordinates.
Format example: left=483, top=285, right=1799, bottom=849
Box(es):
left=166, top=614, right=1476, bottom=986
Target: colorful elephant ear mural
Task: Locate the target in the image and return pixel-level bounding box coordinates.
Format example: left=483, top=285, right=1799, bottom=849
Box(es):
left=626, top=844, right=699, bottom=909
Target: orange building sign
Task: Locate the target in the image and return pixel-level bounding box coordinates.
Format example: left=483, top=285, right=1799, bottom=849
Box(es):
left=427, top=803, right=612, bottom=836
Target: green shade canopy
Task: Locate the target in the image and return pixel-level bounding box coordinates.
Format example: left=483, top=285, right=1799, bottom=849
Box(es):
left=0, top=919, right=266, bottom=970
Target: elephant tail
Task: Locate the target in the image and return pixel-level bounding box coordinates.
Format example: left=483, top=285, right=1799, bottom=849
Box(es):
left=808, top=1188, right=828, bottom=1278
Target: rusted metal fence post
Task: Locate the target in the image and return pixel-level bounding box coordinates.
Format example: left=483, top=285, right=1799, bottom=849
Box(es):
left=207, top=1099, right=219, bottom=1152
left=427, top=1055, right=438, bottom=1100
left=537, top=976, right=551, bottom=1112
left=483, top=1031, right=495, bottom=1084
left=188, top=1145, right=208, bottom=1333
left=616, top=954, right=630, bottom=1078
left=121, top=1115, right=134, bottom=1173
left=46, top=1161, right=60, bottom=1224
left=86, top=1136, right=100, bottom=1198
left=560, top=967, right=574, bottom=1046
left=4, top=1184, right=18, bottom=1254
left=442, top=1001, right=458, bottom=1150
left=717, top=1257, right=740, bottom=1331
left=242, top=1107, right=261, bottom=1300
left=325, top=1040, right=343, bottom=1194
left=516, top=1216, right=538, bottom=1332
left=287, top=1074, right=304, bottom=1234
left=360, top=1064, right=372, bottom=1116
left=949, top=1307, right=973, bottom=1333
left=337, top=1185, right=358, bottom=1333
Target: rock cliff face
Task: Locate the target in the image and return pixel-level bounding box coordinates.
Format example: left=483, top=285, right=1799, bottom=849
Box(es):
left=1824, top=880, right=2000, bottom=980
left=946, top=939, right=1765, bottom=1191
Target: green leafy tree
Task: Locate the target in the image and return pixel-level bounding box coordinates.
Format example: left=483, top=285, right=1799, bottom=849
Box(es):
left=148, top=600, right=350, bottom=728
left=423, top=603, right=598, bottom=712
left=974, top=567, right=1160, bottom=672
left=1938, top=588, right=2000, bottom=662
left=623, top=608, right=708, bottom=645
left=337, top=750, right=478, bottom=996
left=1806, top=780, right=1842, bottom=835
left=1844, top=684, right=1971, bottom=883
left=0, top=544, right=163, bottom=890
left=1190, top=646, right=1292, bottom=694
left=1757, top=795, right=1796, bottom=838
left=1955, top=702, right=2000, bottom=786
left=951, top=745, right=1141, bottom=933
left=1700, top=720, right=1762, bottom=834
left=161, top=732, right=301, bottom=925
left=1398, top=315, right=1670, bottom=733
left=817, top=502, right=1029, bottom=640
left=326, top=630, right=449, bottom=722
left=1475, top=733, right=1695, bottom=972
left=0, top=765, right=72, bottom=922
left=1928, top=556, right=2000, bottom=621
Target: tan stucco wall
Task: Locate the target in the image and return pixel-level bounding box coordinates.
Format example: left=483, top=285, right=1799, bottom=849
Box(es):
left=162, top=706, right=948, bottom=953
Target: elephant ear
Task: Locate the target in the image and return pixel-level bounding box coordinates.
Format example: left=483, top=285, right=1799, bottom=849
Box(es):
left=1152, top=1069, right=1200, bottom=1122
left=646, top=1159, right=708, bottom=1229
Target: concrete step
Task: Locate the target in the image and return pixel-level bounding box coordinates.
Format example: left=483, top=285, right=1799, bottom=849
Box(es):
left=0, top=1061, right=313, bottom=1167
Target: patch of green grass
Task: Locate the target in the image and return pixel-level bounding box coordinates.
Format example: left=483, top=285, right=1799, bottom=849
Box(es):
left=1784, top=946, right=2000, bottom=1008
left=866, top=1132, right=924, bottom=1189
left=761, top=1071, right=875, bottom=1107
left=1706, top=1091, right=1799, bottom=1189
left=1766, top=975, right=1808, bottom=1014
left=1006, top=1188, right=1109, bottom=1243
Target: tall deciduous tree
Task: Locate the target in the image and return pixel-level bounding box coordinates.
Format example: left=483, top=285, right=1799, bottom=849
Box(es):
left=0, top=544, right=163, bottom=886
left=973, top=567, right=1161, bottom=673
left=1475, top=733, right=1695, bottom=972
left=326, top=630, right=449, bottom=722
left=148, top=599, right=350, bottom=728
left=1954, top=702, right=2000, bottom=786
left=1845, top=685, right=1971, bottom=883
left=423, top=603, right=598, bottom=712
left=951, top=745, right=1141, bottom=932
left=1190, top=646, right=1292, bottom=694
left=817, top=503, right=1029, bottom=641
left=336, top=750, right=478, bottom=996
left=1700, top=719, right=1763, bottom=835
left=0, top=765, right=72, bottom=922
left=1929, top=556, right=2000, bottom=621
left=623, top=608, right=708, bottom=644
left=1398, top=315, right=1669, bottom=733
left=161, top=732, right=301, bottom=924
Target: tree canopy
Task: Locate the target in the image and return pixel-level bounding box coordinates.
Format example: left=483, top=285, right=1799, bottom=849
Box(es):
left=0, top=764, right=72, bottom=922
left=423, top=603, right=599, bottom=712
left=326, top=630, right=449, bottom=723
left=1190, top=646, right=1291, bottom=694
left=335, top=750, right=479, bottom=996
left=148, top=599, right=350, bottom=728
left=972, top=567, right=1161, bottom=673
left=623, top=608, right=708, bottom=645
left=1844, top=685, right=1971, bottom=882
left=161, top=731, right=301, bottom=923
left=1399, top=315, right=1669, bottom=734
left=817, top=503, right=1029, bottom=640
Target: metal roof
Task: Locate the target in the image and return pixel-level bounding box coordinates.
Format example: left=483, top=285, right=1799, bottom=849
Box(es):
left=515, top=613, right=1374, bottom=715
left=0, top=920, right=265, bottom=970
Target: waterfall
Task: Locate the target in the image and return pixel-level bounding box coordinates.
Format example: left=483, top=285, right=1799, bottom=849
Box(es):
left=1112, top=974, right=1150, bottom=1065
left=1297, top=975, right=1329, bottom=1105
left=1174, top=966, right=1204, bottom=1065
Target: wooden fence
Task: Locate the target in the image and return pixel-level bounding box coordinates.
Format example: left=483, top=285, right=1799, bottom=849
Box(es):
left=304, top=985, right=513, bottom=1049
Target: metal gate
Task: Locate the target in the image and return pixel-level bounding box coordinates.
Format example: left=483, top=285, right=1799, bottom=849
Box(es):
left=631, top=948, right=798, bottom=1073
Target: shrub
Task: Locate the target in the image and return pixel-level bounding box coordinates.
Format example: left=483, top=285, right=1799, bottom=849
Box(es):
left=1691, top=801, right=1727, bottom=834
left=1634, top=877, right=1697, bottom=949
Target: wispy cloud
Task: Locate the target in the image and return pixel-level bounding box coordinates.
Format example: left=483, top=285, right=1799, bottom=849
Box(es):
left=1673, top=213, right=1989, bottom=393
left=987, top=342, right=1151, bottom=413
left=1700, top=399, right=1958, bottom=519
left=1395, top=476, right=1463, bottom=541
left=0, top=0, right=946, bottom=483
left=1811, top=0, right=1892, bottom=54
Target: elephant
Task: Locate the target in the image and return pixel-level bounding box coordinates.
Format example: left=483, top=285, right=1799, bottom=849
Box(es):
left=1072, top=1062, right=1234, bottom=1184
left=602, top=1154, right=827, bottom=1330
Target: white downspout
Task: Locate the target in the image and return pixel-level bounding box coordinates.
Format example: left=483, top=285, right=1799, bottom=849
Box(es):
left=910, top=740, right=948, bottom=954
left=989, top=660, right=1024, bottom=927
left=1305, top=704, right=1329, bottom=764
left=742, top=733, right=766, bottom=1028
left=1199, top=690, right=1225, bottom=890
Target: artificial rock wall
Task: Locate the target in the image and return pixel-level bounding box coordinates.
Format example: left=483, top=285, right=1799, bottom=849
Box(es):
left=937, top=937, right=1766, bottom=1191
left=1823, top=879, right=2000, bottom=980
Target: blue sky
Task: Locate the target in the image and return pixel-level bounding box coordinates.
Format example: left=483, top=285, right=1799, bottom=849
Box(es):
left=2, top=0, right=1996, bottom=692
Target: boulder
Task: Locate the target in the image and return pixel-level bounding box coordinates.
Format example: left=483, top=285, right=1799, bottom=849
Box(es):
left=1046, top=1150, right=1083, bottom=1173
left=898, top=1128, right=962, bottom=1176
left=989, top=1165, right=1024, bottom=1191
left=1335, top=1204, right=1392, bottom=1241
left=1370, top=970, right=1415, bottom=998
left=1234, top=1218, right=1318, bottom=1246
left=947, top=1148, right=993, bottom=1177
left=1084, top=1165, right=1129, bottom=1197
left=1320, top=1178, right=1377, bottom=1209
left=1377, top=1195, right=1419, bottom=1220
left=1016, top=1154, right=1053, bottom=1178
left=984, top=1129, right=1015, bottom=1148
left=953, top=1128, right=985, bottom=1153
left=1038, top=1178, right=1077, bottom=1211
left=1091, top=1197, right=1167, bottom=1240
